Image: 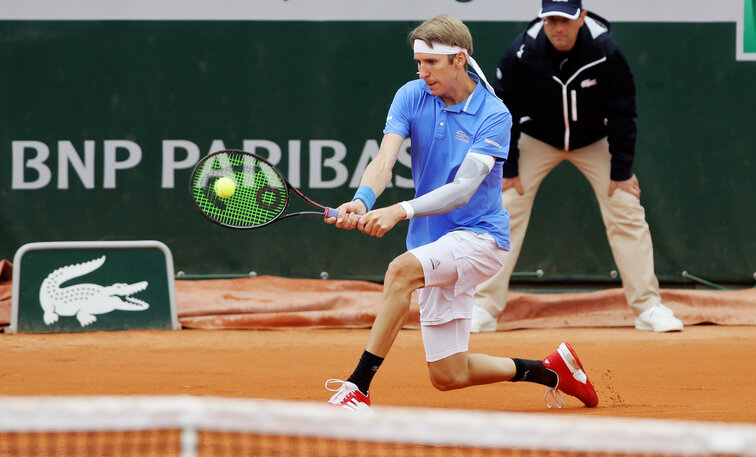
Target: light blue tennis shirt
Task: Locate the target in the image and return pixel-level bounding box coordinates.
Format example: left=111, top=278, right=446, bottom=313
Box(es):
left=383, top=72, right=512, bottom=251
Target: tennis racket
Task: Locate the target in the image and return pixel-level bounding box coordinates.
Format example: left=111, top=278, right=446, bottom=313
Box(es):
left=189, top=149, right=343, bottom=229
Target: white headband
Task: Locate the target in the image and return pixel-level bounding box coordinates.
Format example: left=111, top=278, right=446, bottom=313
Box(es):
left=413, top=40, right=497, bottom=97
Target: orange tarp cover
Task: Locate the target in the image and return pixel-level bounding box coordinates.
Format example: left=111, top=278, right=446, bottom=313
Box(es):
left=2, top=258, right=754, bottom=330
left=174, top=275, right=756, bottom=330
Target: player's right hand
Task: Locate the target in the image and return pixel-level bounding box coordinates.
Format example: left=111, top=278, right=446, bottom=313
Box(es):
left=357, top=204, right=404, bottom=238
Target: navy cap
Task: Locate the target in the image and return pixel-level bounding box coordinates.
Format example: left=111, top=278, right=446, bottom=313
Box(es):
left=538, top=0, right=582, bottom=20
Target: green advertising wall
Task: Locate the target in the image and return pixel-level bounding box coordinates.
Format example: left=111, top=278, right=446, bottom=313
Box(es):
left=1, top=18, right=754, bottom=285
left=747, top=0, right=756, bottom=53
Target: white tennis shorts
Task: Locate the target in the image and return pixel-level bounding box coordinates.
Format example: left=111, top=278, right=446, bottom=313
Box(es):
left=408, top=230, right=508, bottom=362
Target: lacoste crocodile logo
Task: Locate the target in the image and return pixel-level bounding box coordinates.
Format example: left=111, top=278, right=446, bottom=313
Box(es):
left=580, top=78, right=597, bottom=88
left=39, top=256, right=150, bottom=327
left=516, top=44, right=525, bottom=59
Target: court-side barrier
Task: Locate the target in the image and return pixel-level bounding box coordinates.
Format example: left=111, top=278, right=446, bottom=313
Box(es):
left=7, top=241, right=180, bottom=334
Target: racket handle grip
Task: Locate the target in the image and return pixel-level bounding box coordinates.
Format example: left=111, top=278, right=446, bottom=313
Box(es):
left=324, top=207, right=362, bottom=219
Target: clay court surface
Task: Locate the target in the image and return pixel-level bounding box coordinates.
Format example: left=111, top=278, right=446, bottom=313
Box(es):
left=1, top=325, right=754, bottom=424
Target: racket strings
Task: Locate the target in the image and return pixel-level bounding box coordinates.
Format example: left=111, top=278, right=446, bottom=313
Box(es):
left=192, top=152, right=288, bottom=228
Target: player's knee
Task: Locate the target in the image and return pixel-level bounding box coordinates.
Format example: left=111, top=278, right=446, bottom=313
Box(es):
left=428, top=366, right=465, bottom=391
left=384, top=255, right=423, bottom=291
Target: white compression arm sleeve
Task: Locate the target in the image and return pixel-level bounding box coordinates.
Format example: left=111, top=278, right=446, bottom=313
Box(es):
left=399, top=152, right=495, bottom=219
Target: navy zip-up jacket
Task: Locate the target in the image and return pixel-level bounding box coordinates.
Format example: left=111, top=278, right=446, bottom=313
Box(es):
left=494, top=12, right=637, bottom=181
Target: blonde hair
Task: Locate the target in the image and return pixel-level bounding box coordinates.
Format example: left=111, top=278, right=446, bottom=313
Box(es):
left=408, top=15, right=474, bottom=63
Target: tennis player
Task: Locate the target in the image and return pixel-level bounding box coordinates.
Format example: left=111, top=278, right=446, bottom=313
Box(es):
left=324, top=15, right=598, bottom=410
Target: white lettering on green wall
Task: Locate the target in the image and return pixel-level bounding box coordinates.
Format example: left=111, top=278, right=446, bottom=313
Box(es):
left=12, top=139, right=414, bottom=190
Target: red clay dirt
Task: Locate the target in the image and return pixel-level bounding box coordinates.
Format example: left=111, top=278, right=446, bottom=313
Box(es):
left=1, top=265, right=753, bottom=424
left=0, top=325, right=754, bottom=424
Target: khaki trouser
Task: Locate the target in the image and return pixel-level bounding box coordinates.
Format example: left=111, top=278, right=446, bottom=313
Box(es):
left=474, top=133, right=660, bottom=318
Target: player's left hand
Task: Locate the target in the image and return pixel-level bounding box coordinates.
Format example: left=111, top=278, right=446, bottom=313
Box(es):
left=609, top=174, right=641, bottom=199
left=325, top=200, right=365, bottom=229
left=358, top=204, right=406, bottom=238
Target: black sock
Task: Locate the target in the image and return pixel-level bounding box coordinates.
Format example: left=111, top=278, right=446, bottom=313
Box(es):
left=509, top=358, right=558, bottom=388
left=346, top=350, right=384, bottom=395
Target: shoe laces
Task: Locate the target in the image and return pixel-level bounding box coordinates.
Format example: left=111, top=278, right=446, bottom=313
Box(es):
left=543, top=371, right=565, bottom=409
left=544, top=387, right=565, bottom=409
left=325, top=379, right=356, bottom=404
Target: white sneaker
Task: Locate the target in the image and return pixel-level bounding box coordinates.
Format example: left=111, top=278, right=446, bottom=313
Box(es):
left=635, top=304, right=684, bottom=332
left=470, top=305, right=498, bottom=333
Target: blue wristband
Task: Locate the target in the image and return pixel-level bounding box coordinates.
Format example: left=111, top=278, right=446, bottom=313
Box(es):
left=351, top=186, right=376, bottom=211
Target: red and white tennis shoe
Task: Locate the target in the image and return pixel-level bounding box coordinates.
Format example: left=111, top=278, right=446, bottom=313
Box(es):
left=543, top=342, right=599, bottom=408
left=325, top=379, right=372, bottom=412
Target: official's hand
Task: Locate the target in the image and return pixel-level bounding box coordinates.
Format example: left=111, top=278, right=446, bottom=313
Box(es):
left=502, top=176, right=524, bottom=195
left=609, top=174, right=641, bottom=199
left=324, top=200, right=366, bottom=229
left=358, top=204, right=406, bottom=238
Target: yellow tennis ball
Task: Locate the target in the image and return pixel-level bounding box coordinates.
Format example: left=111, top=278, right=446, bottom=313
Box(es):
left=214, top=177, right=236, bottom=199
